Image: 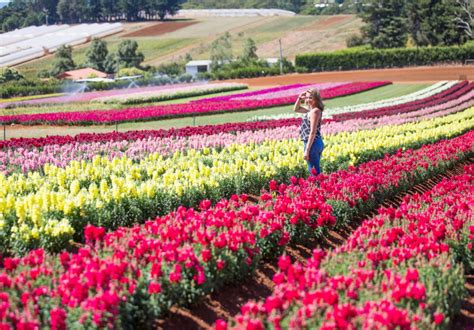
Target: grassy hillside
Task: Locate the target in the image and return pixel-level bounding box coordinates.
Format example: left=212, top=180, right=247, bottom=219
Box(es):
left=15, top=15, right=364, bottom=78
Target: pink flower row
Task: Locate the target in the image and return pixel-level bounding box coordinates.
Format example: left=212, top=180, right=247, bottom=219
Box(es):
left=194, top=82, right=349, bottom=102
left=1, top=90, right=472, bottom=175
left=0, top=82, right=390, bottom=125
left=230, top=164, right=474, bottom=329
left=0, top=131, right=472, bottom=329
left=192, top=83, right=311, bottom=103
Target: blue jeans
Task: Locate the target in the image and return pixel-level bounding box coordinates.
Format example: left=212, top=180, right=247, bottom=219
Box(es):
left=304, top=137, right=324, bottom=175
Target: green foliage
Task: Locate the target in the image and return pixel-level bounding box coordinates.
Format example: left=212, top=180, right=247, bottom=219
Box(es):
left=0, top=68, right=25, bottom=84
left=206, top=58, right=294, bottom=80
left=102, top=40, right=145, bottom=74
left=0, top=0, right=185, bottom=24
left=148, top=0, right=185, bottom=21
left=2, top=15, right=20, bottom=31
left=210, top=32, right=234, bottom=70
left=117, top=40, right=145, bottom=69
left=117, top=67, right=147, bottom=78
left=406, top=0, right=468, bottom=47
left=50, top=45, right=76, bottom=77
left=359, top=0, right=470, bottom=48
left=156, top=62, right=185, bottom=76
left=241, top=38, right=258, bottom=62
left=346, top=34, right=366, bottom=48
left=85, top=39, right=109, bottom=72
left=296, top=43, right=474, bottom=72
left=360, top=0, right=408, bottom=49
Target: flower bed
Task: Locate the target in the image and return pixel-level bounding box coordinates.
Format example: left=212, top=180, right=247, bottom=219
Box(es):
left=0, top=118, right=304, bottom=150
left=0, top=82, right=209, bottom=108
left=332, top=81, right=472, bottom=121
left=247, top=80, right=464, bottom=122
left=193, top=82, right=349, bottom=103
left=2, top=93, right=473, bottom=175
left=0, top=82, right=390, bottom=125
left=92, top=83, right=247, bottom=105
left=231, top=164, right=474, bottom=329
left=0, top=131, right=472, bottom=328
left=0, top=108, right=472, bottom=254
left=324, top=80, right=455, bottom=117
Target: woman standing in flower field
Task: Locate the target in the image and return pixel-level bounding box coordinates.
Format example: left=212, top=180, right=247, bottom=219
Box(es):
left=294, top=88, right=325, bottom=175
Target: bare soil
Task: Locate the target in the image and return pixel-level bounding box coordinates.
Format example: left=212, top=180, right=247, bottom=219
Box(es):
left=122, top=21, right=197, bottom=37
left=157, top=158, right=474, bottom=330
left=230, top=65, right=474, bottom=86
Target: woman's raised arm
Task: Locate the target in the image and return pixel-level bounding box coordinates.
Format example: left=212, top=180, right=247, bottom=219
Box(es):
left=294, top=92, right=309, bottom=114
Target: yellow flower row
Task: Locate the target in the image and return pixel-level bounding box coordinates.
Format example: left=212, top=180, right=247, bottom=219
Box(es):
left=0, top=107, right=473, bottom=253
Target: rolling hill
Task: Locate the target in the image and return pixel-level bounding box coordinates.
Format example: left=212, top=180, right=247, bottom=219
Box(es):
left=15, top=14, right=364, bottom=78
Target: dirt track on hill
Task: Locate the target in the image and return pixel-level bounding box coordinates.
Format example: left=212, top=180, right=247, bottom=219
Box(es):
left=230, top=65, right=474, bottom=87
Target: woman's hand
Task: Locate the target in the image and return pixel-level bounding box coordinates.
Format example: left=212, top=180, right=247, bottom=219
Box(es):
left=304, top=151, right=310, bottom=161
left=298, top=92, right=306, bottom=102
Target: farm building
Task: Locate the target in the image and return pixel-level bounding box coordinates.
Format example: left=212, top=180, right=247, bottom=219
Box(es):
left=186, top=60, right=212, bottom=76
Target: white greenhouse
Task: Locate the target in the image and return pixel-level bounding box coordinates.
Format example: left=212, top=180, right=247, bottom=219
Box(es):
left=0, top=23, right=123, bottom=67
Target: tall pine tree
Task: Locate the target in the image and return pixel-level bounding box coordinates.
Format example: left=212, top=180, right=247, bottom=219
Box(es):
left=361, top=0, right=408, bottom=49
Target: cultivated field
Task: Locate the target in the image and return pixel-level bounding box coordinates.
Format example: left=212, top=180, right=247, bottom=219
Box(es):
left=1, top=74, right=473, bottom=328
left=14, top=15, right=364, bottom=78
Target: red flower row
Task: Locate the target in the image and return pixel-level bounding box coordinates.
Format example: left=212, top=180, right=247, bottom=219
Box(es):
left=0, top=82, right=389, bottom=126
left=0, top=131, right=472, bottom=329
left=231, top=164, right=474, bottom=329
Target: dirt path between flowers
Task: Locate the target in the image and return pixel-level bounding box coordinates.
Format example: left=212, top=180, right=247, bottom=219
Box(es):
left=229, top=65, right=474, bottom=87
left=157, top=158, right=474, bottom=330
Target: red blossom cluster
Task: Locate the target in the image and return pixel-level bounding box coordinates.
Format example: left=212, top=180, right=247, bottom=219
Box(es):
left=230, top=164, right=474, bottom=330
left=0, top=131, right=472, bottom=328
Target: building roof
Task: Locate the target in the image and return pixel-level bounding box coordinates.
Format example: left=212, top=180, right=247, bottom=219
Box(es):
left=186, top=60, right=212, bottom=67
left=58, top=68, right=107, bottom=80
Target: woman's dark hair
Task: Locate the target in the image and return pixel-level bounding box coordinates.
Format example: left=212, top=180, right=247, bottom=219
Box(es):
left=308, top=88, right=324, bottom=111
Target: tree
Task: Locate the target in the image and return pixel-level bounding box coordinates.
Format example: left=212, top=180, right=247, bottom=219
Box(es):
left=210, top=32, right=233, bottom=70
left=110, top=40, right=145, bottom=71
left=405, top=1, right=430, bottom=46
left=85, top=39, right=109, bottom=71
left=51, top=45, right=76, bottom=76
left=146, top=0, right=184, bottom=20
left=0, top=68, right=25, bottom=83
left=241, top=38, right=258, bottom=62
left=455, top=0, right=473, bottom=39
left=360, top=0, right=408, bottom=48
left=2, top=15, right=20, bottom=32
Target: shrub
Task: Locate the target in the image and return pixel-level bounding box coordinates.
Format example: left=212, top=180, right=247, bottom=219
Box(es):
left=296, top=43, right=474, bottom=72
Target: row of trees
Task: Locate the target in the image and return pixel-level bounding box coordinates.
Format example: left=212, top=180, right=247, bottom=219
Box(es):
left=0, top=0, right=185, bottom=31
left=182, top=0, right=306, bottom=13
left=46, top=39, right=145, bottom=77
left=357, top=0, right=473, bottom=49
